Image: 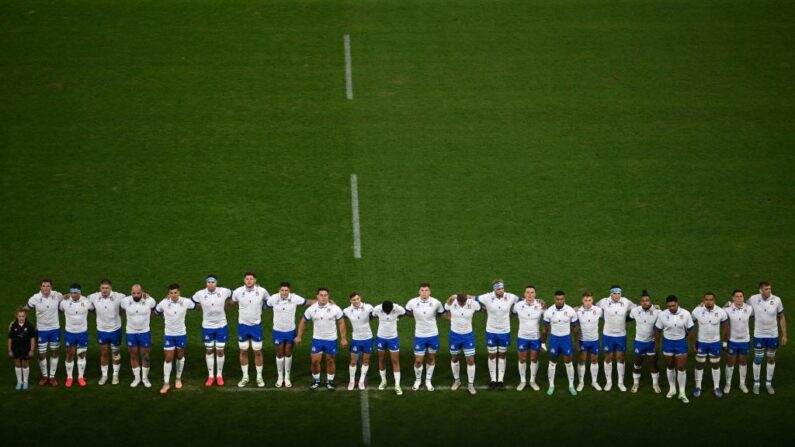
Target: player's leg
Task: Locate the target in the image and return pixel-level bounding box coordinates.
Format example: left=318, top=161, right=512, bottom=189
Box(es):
left=65, top=342, right=76, bottom=387
left=14, top=358, right=23, bottom=389
left=274, top=340, right=286, bottom=387
left=676, top=353, right=689, bottom=403
left=664, top=352, right=677, bottom=398
left=693, top=343, right=706, bottom=397
left=547, top=355, right=558, bottom=395
left=390, top=349, right=402, bottom=395
left=309, top=352, right=322, bottom=389
left=111, top=331, right=122, bottom=384
left=214, top=326, right=228, bottom=385
left=204, top=331, right=217, bottom=387
left=129, top=340, right=141, bottom=387
left=358, top=350, right=371, bottom=389
left=377, top=343, right=388, bottom=389
left=253, top=340, right=264, bottom=387
left=412, top=338, right=426, bottom=391
left=517, top=345, right=528, bottom=390
left=631, top=344, right=644, bottom=393
left=283, top=340, right=295, bottom=387
left=325, top=351, right=337, bottom=390
left=709, top=344, right=722, bottom=396
left=577, top=348, right=588, bottom=392
left=602, top=338, right=614, bottom=391
left=425, top=348, right=437, bottom=391
left=465, top=354, right=476, bottom=394
left=724, top=349, right=736, bottom=393
left=752, top=339, right=765, bottom=394
left=590, top=350, right=601, bottom=391
left=450, top=350, right=461, bottom=389
left=529, top=344, right=541, bottom=390
left=615, top=343, right=627, bottom=391
left=238, top=337, right=251, bottom=387
left=348, top=343, right=360, bottom=390
left=98, top=342, right=110, bottom=385
left=36, top=333, right=48, bottom=384
left=47, top=333, right=60, bottom=386
left=563, top=352, right=576, bottom=395
left=486, top=332, right=498, bottom=388
left=141, top=341, right=152, bottom=388
left=161, top=346, right=175, bottom=393
left=765, top=346, right=777, bottom=394
left=496, top=336, right=509, bottom=389
left=175, top=344, right=186, bottom=388
left=648, top=351, right=660, bottom=393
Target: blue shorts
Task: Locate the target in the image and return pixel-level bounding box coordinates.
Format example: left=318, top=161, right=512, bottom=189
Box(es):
left=163, top=335, right=187, bottom=350
left=64, top=331, right=88, bottom=349
left=579, top=340, right=600, bottom=355
left=97, top=329, right=123, bottom=347
left=727, top=341, right=750, bottom=356
left=311, top=339, right=337, bottom=355
left=696, top=341, right=722, bottom=357
left=413, top=336, right=439, bottom=355
left=37, top=328, right=61, bottom=347
left=517, top=337, right=541, bottom=353
left=350, top=338, right=373, bottom=354
left=376, top=336, right=400, bottom=352
left=449, top=331, right=476, bottom=356
left=548, top=334, right=573, bottom=357
left=126, top=332, right=151, bottom=349
left=633, top=340, right=656, bottom=356
left=602, top=335, right=627, bottom=353
left=202, top=326, right=228, bottom=347
left=272, top=329, right=296, bottom=346
left=754, top=337, right=779, bottom=351
left=662, top=338, right=688, bottom=356
left=237, top=323, right=263, bottom=342
left=486, top=331, right=511, bottom=349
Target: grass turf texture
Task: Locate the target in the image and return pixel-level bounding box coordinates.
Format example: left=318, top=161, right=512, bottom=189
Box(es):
left=1, top=0, right=793, bottom=445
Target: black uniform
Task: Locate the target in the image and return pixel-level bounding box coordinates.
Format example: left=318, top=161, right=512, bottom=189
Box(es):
left=8, top=321, right=36, bottom=360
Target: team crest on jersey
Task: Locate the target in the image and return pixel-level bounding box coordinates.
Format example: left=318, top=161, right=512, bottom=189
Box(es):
left=205, top=336, right=210, bottom=340
left=415, top=344, right=421, bottom=350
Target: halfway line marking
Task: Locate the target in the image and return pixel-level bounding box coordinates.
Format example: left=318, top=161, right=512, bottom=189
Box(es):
left=360, top=389, right=371, bottom=445
left=351, top=173, right=362, bottom=259
left=344, top=34, right=353, bottom=100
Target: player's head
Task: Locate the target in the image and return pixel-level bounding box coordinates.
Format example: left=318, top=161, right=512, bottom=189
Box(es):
left=731, top=289, right=744, bottom=305
left=279, top=281, right=291, bottom=297
left=456, top=293, right=468, bottom=306
left=554, top=290, right=566, bottom=308
left=492, top=279, right=505, bottom=297
left=350, top=291, right=361, bottom=307
left=40, top=279, right=53, bottom=295
left=316, top=287, right=330, bottom=304
left=15, top=307, right=28, bottom=323
left=99, top=279, right=112, bottom=295
left=702, top=292, right=716, bottom=309
left=639, top=289, right=651, bottom=309
left=524, top=285, right=536, bottom=301
left=69, top=283, right=82, bottom=300
left=243, top=272, right=257, bottom=288
left=581, top=291, right=593, bottom=307
left=666, top=295, right=679, bottom=312
left=758, top=281, right=772, bottom=298
left=419, top=283, right=431, bottom=299
left=168, top=283, right=180, bottom=300
left=206, top=275, right=218, bottom=292
left=609, top=285, right=622, bottom=301
left=131, top=284, right=145, bottom=301
left=382, top=300, right=394, bottom=314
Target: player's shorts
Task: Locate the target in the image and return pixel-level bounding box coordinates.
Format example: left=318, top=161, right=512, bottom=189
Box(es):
left=311, top=339, right=337, bottom=355
left=413, top=336, right=439, bottom=355
left=602, top=335, right=627, bottom=353
left=727, top=340, right=750, bottom=356
left=376, top=336, right=400, bottom=352
left=662, top=337, right=688, bottom=356
left=12, top=346, right=31, bottom=360
left=548, top=334, right=573, bottom=357
left=163, top=335, right=187, bottom=350
left=449, top=331, right=476, bottom=357
left=237, top=323, right=263, bottom=342
left=579, top=340, right=600, bottom=355
left=64, top=331, right=89, bottom=349
left=696, top=341, right=722, bottom=357
left=350, top=338, right=373, bottom=354
left=517, top=337, right=541, bottom=353
left=633, top=340, right=656, bottom=356
left=272, top=329, right=296, bottom=346
left=754, top=337, right=779, bottom=351
left=97, top=329, right=123, bottom=347
left=126, top=332, right=152, bottom=349
left=37, top=328, right=61, bottom=350
left=202, top=326, right=228, bottom=348
left=486, top=331, right=511, bottom=349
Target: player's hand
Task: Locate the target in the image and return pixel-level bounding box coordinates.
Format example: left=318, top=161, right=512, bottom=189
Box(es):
left=540, top=343, right=548, bottom=352
left=653, top=304, right=661, bottom=310
left=340, top=339, right=348, bottom=348
left=293, top=336, right=302, bottom=345
left=7, top=350, right=12, bottom=358
left=28, top=350, right=34, bottom=357
left=781, top=335, right=788, bottom=347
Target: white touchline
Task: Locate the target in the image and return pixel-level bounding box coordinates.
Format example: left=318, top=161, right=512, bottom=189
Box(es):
left=344, top=34, right=353, bottom=100
left=351, top=173, right=362, bottom=259
left=360, top=389, right=372, bottom=446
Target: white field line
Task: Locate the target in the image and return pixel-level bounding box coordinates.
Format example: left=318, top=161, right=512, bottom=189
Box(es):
left=215, top=384, right=492, bottom=392
left=351, top=173, right=362, bottom=259
left=344, top=34, right=353, bottom=100
left=360, top=389, right=371, bottom=446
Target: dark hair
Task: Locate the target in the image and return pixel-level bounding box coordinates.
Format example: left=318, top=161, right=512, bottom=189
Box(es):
left=456, top=293, right=468, bottom=303
left=40, top=279, right=52, bottom=286
left=206, top=274, right=218, bottom=281
left=317, top=287, right=329, bottom=294
left=759, top=281, right=771, bottom=288
left=419, top=282, right=431, bottom=289
left=731, top=289, right=744, bottom=296
left=16, top=307, right=28, bottom=315
left=554, top=290, right=565, bottom=296
left=70, top=283, right=81, bottom=290
left=666, top=295, right=678, bottom=303
left=349, top=291, right=360, bottom=299
left=525, top=284, right=536, bottom=290
left=491, top=278, right=504, bottom=286
left=582, top=291, right=593, bottom=297
left=382, top=300, right=394, bottom=314
left=610, top=284, right=621, bottom=290
left=168, top=283, right=180, bottom=291
left=279, top=281, right=290, bottom=288
left=640, top=289, right=649, bottom=298
left=704, top=291, right=716, bottom=298
left=100, top=279, right=112, bottom=286
left=244, top=272, right=256, bottom=279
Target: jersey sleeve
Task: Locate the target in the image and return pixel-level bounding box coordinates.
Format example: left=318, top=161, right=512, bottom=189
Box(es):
left=444, top=303, right=451, bottom=312
left=58, top=300, right=65, bottom=311
left=297, top=296, right=307, bottom=306
left=185, top=299, right=196, bottom=310
left=231, top=290, right=240, bottom=302
left=265, top=296, right=276, bottom=308
left=777, top=299, right=784, bottom=314
left=473, top=301, right=482, bottom=312
left=303, top=307, right=312, bottom=321
left=335, top=307, right=344, bottom=320
left=26, top=296, right=36, bottom=309
left=148, top=298, right=157, bottom=309
left=155, top=301, right=164, bottom=315
left=570, top=310, right=579, bottom=323
left=191, top=292, right=201, bottom=304
left=686, top=313, right=695, bottom=330
left=543, top=309, right=551, bottom=324
left=395, top=305, right=406, bottom=316
left=405, top=300, right=414, bottom=312
left=654, top=317, right=664, bottom=331
left=436, top=301, right=445, bottom=314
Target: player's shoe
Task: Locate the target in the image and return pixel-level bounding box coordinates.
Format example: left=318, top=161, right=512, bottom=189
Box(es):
left=98, top=376, right=108, bottom=386
left=358, top=381, right=366, bottom=390
left=238, top=377, right=249, bottom=388
left=569, top=387, right=577, bottom=396
left=326, top=381, right=336, bottom=391
left=592, top=382, right=602, bottom=391
left=529, top=381, right=540, bottom=391
left=378, top=379, right=388, bottom=390
left=425, top=380, right=434, bottom=391
left=347, top=381, right=355, bottom=391
left=488, top=381, right=497, bottom=390
left=160, top=384, right=170, bottom=394
left=603, top=382, right=612, bottom=392
left=65, top=378, right=73, bottom=388
left=496, top=381, right=506, bottom=391
left=308, top=381, right=321, bottom=390
left=753, top=382, right=760, bottom=394
left=546, top=386, right=555, bottom=396
left=130, top=378, right=141, bottom=388
left=723, top=384, right=731, bottom=394
left=451, top=380, right=461, bottom=391
left=412, top=380, right=421, bottom=391
left=713, top=388, right=723, bottom=398
left=257, top=376, right=265, bottom=388
left=275, top=376, right=284, bottom=388
left=284, top=377, right=293, bottom=388
left=142, top=378, right=151, bottom=388
left=395, top=384, right=403, bottom=395
left=111, top=374, right=119, bottom=385
left=204, top=377, right=215, bottom=387
left=77, top=377, right=87, bottom=387
left=175, top=379, right=183, bottom=389
left=692, top=387, right=701, bottom=397
left=766, top=383, right=775, bottom=395
left=216, top=376, right=224, bottom=387
left=739, top=383, right=749, bottom=394
left=15, top=383, right=23, bottom=391
left=468, top=383, right=477, bottom=395
left=21, top=383, right=28, bottom=390
left=39, top=377, right=49, bottom=386
left=631, top=383, right=639, bottom=393
left=652, top=383, right=661, bottom=393
left=577, top=382, right=585, bottom=392
left=48, top=377, right=58, bottom=387
left=678, top=393, right=690, bottom=403
left=617, top=383, right=627, bottom=392
left=516, top=381, right=526, bottom=391
left=667, top=388, right=677, bottom=398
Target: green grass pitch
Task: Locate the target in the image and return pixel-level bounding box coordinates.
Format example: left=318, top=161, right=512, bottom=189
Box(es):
left=1, top=0, right=793, bottom=445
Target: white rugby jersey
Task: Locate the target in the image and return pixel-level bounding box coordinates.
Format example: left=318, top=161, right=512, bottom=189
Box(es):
left=725, top=302, right=753, bottom=343
left=576, top=306, right=602, bottom=342
left=266, top=293, right=307, bottom=332
left=748, top=294, right=784, bottom=338
left=513, top=299, right=545, bottom=340
left=232, top=286, right=269, bottom=326
left=155, top=297, right=195, bottom=336
left=692, top=305, right=728, bottom=343
left=596, top=297, right=636, bottom=337
left=445, top=299, right=481, bottom=335
left=303, top=303, right=343, bottom=341
left=630, top=306, right=661, bottom=343
left=59, top=296, right=93, bottom=333
left=372, top=304, right=406, bottom=339
left=476, top=292, right=520, bottom=334
left=121, top=296, right=157, bottom=334
left=89, top=291, right=126, bottom=332
left=192, top=287, right=232, bottom=329
left=655, top=308, right=694, bottom=341
left=344, top=303, right=374, bottom=340
left=543, top=304, right=579, bottom=337
left=406, top=297, right=444, bottom=337
left=27, top=291, right=64, bottom=331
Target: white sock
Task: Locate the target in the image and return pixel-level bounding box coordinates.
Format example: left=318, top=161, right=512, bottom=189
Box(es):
left=66, top=360, right=74, bottom=379
left=467, top=363, right=475, bottom=384
left=49, top=356, right=59, bottom=377
left=112, top=362, right=120, bottom=376
left=695, top=368, right=703, bottom=388
left=603, top=361, right=612, bottom=384
left=518, top=361, right=527, bottom=383
left=176, top=357, right=185, bottom=379
left=276, top=357, right=285, bottom=378
left=414, top=366, right=422, bottom=381
left=380, top=369, right=387, bottom=382
left=241, top=363, right=249, bottom=379
left=284, top=356, right=293, bottom=378
left=77, top=358, right=86, bottom=378
left=711, top=367, right=721, bottom=389
left=349, top=365, right=357, bottom=382
left=164, top=362, right=172, bottom=384
left=578, top=364, right=586, bottom=383
left=312, top=373, right=320, bottom=382
left=451, top=361, right=460, bottom=381
left=617, top=361, right=625, bottom=384
left=142, top=367, right=150, bottom=380
left=766, top=363, right=775, bottom=383
left=666, top=368, right=676, bottom=389
left=101, top=364, right=109, bottom=377
left=15, top=367, right=22, bottom=385
left=753, top=362, right=761, bottom=381
left=360, top=365, right=369, bottom=382
left=256, top=365, right=263, bottom=378
left=39, top=358, right=47, bottom=376
left=548, top=362, right=557, bottom=386
left=327, top=373, right=335, bottom=382
left=394, top=372, right=401, bottom=385
left=739, top=364, right=747, bottom=385
left=206, top=354, right=214, bottom=377
left=530, top=361, right=539, bottom=383
left=425, top=364, right=435, bottom=381
left=488, top=357, right=497, bottom=381
left=497, top=358, right=506, bottom=382
left=590, top=363, right=599, bottom=384
left=677, top=370, right=687, bottom=394
left=651, top=371, right=659, bottom=386
left=216, top=355, right=224, bottom=377
left=633, top=372, right=640, bottom=385
left=565, top=362, right=575, bottom=387
left=133, top=367, right=141, bottom=381
left=22, top=367, right=29, bottom=384
left=725, top=365, right=735, bottom=386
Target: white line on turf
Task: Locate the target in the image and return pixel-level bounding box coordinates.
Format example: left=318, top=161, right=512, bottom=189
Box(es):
left=360, top=389, right=371, bottom=446
left=215, top=384, right=492, bottom=392
left=344, top=34, right=353, bottom=100
left=351, top=173, right=362, bottom=259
